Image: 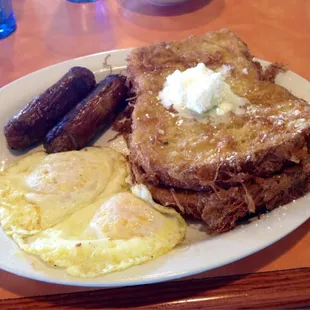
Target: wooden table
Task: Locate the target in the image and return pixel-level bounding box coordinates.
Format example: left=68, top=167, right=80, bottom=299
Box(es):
left=0, top=0, right=309, bottom=308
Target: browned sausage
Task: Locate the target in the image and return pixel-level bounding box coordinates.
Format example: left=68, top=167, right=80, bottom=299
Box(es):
left=4, top=67, right=96, bottom=149
left=44, top=74, right=129, bottom=153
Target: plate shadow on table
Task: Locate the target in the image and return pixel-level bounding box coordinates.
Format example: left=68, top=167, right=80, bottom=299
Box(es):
left=115, top=0, right=225, bottom=38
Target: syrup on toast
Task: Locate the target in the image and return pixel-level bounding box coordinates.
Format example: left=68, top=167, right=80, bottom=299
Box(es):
left=127, top=29, right=310, bottom=190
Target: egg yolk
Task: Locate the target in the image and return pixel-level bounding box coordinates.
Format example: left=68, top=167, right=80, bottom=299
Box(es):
left=88, top=193, right=164, bottom=240
left=25, top=156, right=92, bottom=194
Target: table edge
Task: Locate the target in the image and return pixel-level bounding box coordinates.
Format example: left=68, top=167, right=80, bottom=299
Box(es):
left=1, top=267, right=309, bottom=309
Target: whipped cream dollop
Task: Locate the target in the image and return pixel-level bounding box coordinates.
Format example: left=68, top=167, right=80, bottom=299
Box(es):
left=158, top=63, right=247, bottom=120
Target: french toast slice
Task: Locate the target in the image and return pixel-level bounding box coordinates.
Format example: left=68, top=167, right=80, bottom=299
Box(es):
left=127, top=29, right=310, bottom=190
left=131, top=161, right=309, bottom=235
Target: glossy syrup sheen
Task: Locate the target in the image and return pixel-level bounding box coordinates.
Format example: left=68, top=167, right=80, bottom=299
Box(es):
left=129, top=30, right=310, bottom=169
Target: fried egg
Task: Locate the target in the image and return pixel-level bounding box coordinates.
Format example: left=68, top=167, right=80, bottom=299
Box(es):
left=0, top=147, right=186, bottom=278
left=0, top=147, right=129, bottom=237
left=19, top=184, right=186, bottom=277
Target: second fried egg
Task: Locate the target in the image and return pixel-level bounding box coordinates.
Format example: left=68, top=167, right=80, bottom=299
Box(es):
left=20, top=185, right=186, bottom=277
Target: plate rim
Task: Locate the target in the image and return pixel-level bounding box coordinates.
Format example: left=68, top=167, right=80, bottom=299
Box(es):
left=0, top=214, right=309, bottom=288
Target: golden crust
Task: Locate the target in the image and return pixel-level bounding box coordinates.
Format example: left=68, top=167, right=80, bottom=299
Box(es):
left=131, top=162, right=309, bottom=235
left=127, top=29, right=310, bottom=190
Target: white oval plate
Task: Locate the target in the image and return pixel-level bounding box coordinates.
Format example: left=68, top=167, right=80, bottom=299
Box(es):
left=0, top=49, right=309, bottom=287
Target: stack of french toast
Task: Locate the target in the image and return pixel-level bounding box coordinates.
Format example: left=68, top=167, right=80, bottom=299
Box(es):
left=126, top=29, right=310, bottom=234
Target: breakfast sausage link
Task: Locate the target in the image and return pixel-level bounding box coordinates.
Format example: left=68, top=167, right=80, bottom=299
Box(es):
left=44, top=74, right=129, bottom=153
left=4, top=67, right=96, bottom=149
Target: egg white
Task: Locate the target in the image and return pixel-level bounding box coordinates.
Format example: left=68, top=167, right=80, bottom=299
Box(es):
left=0, top=147, right=129, bottom=237
left=0, top=147, right=186, bottom=278
left=19, top=185, right=186, bottom=278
